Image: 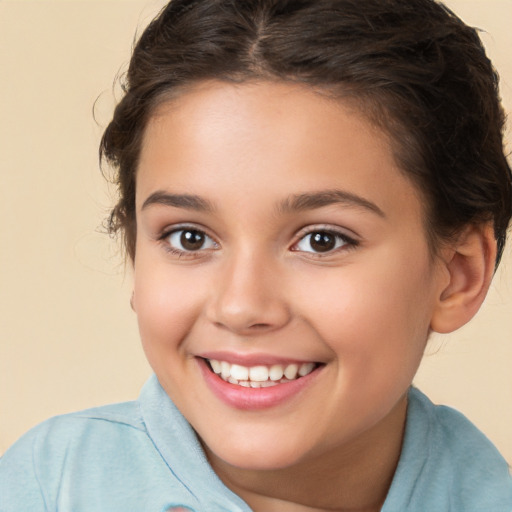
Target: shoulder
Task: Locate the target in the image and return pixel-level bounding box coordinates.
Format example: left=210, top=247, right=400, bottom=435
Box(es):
left=0, top=400, right=145, bottom=464
left=389, top=388, right=512, bottom=511
left=0, top=401, right=166, bottom=510
left=1, top=400, right=144, bottom=456
left=39, top=400, right=147, bottom=438
left=4, top=400, right=147, bottom=459
left=0, top=381, right=241, bottom=512
left=409, top=388, right=508, bottom=469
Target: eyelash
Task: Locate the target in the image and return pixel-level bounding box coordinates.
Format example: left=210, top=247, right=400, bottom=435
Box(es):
left=158, top=225, right=359, bottom=259
left=158, top=225, right=218, bottom=259
left=291, top=227, right=359, bottom=256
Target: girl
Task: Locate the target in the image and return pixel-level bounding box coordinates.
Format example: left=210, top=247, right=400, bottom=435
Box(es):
left=1, top=1, right=511, bottom=510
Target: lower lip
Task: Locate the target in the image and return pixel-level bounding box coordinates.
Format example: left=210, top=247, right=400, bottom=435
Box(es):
left=197, top=358, right=322, bottom=411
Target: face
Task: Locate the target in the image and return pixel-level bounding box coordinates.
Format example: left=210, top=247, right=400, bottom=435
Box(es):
left=133, top=81, right=447, bottom=471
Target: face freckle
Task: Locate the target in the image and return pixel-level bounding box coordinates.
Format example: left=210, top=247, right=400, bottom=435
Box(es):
left=133, top=80, right=446, bottom=472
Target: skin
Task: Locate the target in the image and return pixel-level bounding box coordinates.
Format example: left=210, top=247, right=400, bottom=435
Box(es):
left=132, top=80, right=482, bottom=511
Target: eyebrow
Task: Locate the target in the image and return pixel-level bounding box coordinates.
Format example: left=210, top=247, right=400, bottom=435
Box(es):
left=141, top=188, right=384, bottom=217
left=141, top=191, right=215, bottom=212
left=278, top=189, right=385, bottom=217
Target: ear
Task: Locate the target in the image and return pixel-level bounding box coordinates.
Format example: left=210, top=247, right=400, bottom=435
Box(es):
left=430, top=223, right=497, bottom=334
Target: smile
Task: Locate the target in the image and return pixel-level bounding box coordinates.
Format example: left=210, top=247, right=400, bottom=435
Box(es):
left=206, top=359, right=318, bottom=388
left=197, top=356, right=324, bottom=410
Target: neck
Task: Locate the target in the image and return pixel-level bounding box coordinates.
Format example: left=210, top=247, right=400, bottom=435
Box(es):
left=205, top=395, right=407, bottom=512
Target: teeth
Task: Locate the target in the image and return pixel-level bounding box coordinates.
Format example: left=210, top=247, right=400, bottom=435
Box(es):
left=230, top=364, right=249, bottom=381
left=207, top=359, right=318, bottom=386
left=249, top=365, right=269, bottom=382
left=260, top=380, right=278, bottom=388
left=284, top=363, right=298, bottom=380
left=298, top=362, right=315, bottom=377
left=269, top=364, right=284, bottom=381
left=221, top=361, right=230, bottom=380
left=210, top=359, right=222, bottom=374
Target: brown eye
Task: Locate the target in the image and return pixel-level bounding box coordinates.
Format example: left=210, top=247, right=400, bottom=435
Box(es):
left=167, top=229, right=217, bottom=252
left=181, top=230, right=205, bottom=250
left=294, top=230, right=354, bottom=254
left=310, top=232, right=336, bottom=252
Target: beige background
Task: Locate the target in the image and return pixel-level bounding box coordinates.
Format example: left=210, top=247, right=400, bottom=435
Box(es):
left=0, top=0, right=511, bottom=462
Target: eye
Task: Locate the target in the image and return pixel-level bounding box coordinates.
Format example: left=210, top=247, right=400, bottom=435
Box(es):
left=167, top=228, right=217, bottom=252
left=293, top=230, right=355, bottom=254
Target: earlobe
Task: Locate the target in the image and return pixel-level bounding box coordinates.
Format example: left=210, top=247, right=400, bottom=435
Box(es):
left=430, top=224, right=496, bottom=334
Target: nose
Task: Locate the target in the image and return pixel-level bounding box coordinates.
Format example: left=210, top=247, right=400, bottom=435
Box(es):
left=206, top=249, right=291, bottom=335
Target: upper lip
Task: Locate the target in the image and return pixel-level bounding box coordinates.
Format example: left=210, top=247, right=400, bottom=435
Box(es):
left=197, top=351, right=321, bottom=367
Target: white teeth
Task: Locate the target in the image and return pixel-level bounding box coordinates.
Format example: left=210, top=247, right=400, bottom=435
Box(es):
left=298, top=362, right=315, bottom=377
left=230, top=364, right=249, bottom=381
left=207, top=359, right=318, bottom=387
left=221, top=361, right=231, bottom=380
left=284, top=363, right=299, bottom=380
left=210, top=360, right=222, bottom=374
left=249, top=365, right=269, bottom=382
left=269, top=364, right=284, bottom=381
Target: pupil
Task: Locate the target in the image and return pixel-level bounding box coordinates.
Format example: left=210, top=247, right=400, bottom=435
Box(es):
left=311, top=232, right=335, bottom=252
left=181, top=230, right=204, bottom=251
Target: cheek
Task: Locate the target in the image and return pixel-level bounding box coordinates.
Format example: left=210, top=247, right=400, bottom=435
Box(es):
left=294, top=249, right=434, bottom=370
left=133, top=258, right=206, bottom=359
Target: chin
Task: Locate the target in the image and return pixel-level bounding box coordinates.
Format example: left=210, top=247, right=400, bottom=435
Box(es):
left=201, top=427, right=316, bottom=471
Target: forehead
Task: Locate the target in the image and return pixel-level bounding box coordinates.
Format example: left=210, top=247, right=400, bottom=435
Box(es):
left=137, top=80, right=424, bottom=224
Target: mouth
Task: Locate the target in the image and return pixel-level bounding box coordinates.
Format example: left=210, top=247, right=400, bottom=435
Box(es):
left=203, top=358, right=321, bottom=388
left=197, top=356, right=324, bottom=410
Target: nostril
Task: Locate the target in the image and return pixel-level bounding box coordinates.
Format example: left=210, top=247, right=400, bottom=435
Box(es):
left=212, top=319, right=273, bottom=333
left=249, top=322, right=272, bottom=329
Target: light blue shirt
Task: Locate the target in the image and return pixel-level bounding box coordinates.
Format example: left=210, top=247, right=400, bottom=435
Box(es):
left=1, top=375, right=511, bottom=511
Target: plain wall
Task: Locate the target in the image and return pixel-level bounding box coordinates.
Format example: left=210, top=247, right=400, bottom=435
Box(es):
left=1, top=0, right=511, bottom=462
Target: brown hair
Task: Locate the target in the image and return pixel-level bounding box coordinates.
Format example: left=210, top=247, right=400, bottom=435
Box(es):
left=100, top=0, right=512, bottom=264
